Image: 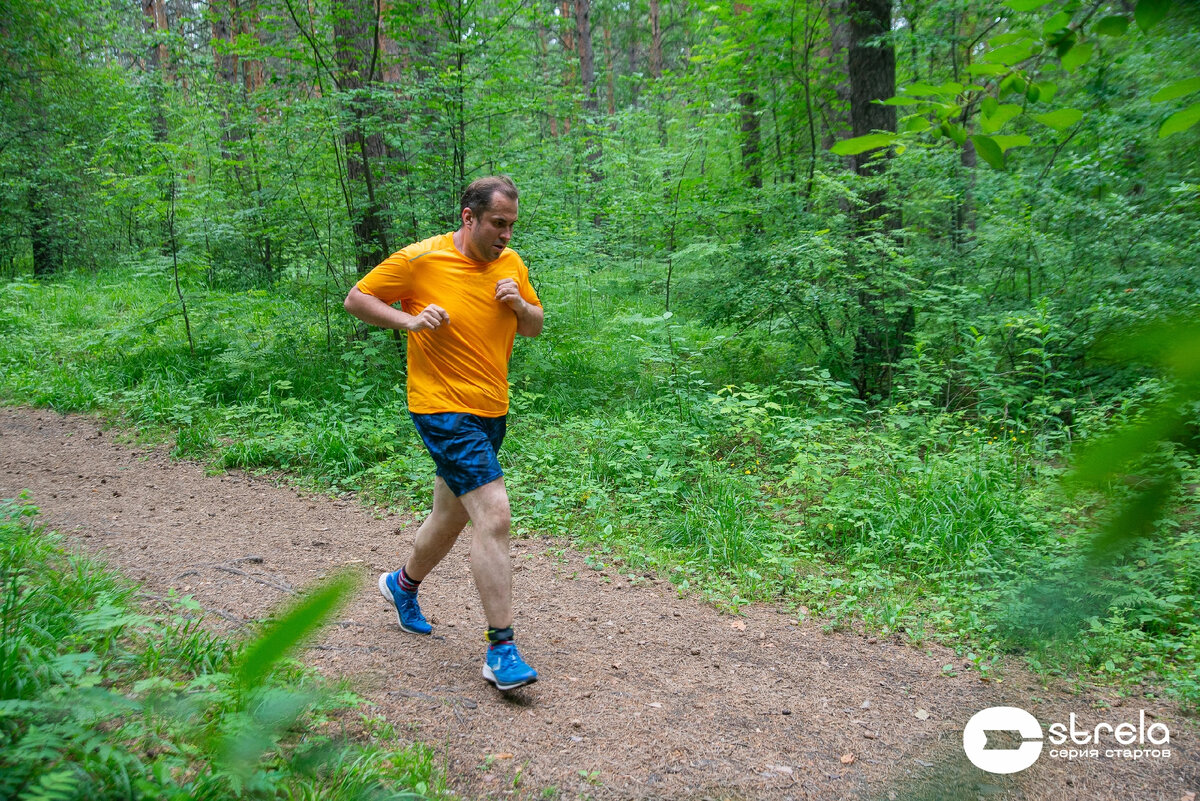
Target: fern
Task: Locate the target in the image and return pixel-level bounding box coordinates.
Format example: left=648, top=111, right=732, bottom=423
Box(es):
left=18, top=769, right=78, bottom=801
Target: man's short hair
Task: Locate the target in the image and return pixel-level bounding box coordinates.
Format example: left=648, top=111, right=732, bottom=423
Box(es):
left=460, top=176, right=518, bottom=218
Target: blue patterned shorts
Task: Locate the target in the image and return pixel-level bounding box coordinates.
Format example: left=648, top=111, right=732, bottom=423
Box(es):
left=409, top=412, right=506, bottom=497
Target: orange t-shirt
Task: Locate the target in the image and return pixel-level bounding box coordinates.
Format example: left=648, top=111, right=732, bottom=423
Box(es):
left=355, top=232, right=542, bottom=416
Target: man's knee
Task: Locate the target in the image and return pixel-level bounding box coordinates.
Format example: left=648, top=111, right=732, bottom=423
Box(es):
left=461, top=478, right=511, bottom=533
left=474, top=507, right=511, bottom=539
left=430, top=508, right=470, bottom=535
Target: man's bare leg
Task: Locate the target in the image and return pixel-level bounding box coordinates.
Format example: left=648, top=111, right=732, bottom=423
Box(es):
left=457, top=477, right=513, bottom=628
left=379, top=476, right=468, bottom=635
left=459, top=476, right=536, bottom=689
left=404, top=477, right=470, bottom=580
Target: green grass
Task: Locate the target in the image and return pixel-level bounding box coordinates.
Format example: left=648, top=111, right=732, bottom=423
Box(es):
left=1, top=266, right=1197, bottom=712
left=0, top=496, right=450, bottom=800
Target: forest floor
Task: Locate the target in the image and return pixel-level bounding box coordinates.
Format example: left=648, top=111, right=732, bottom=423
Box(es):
left=1, top=406, right=1197, bottom=801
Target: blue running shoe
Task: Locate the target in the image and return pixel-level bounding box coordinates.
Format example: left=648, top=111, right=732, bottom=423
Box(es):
left=482, top=641, right=538, bottom=691
left=378, top=572, right=432, bottom=635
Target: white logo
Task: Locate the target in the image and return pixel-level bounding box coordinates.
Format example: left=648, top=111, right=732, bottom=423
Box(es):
left=963, top=706, right=1044, bottom=774
left=963, top=706, right=1172, bottom=774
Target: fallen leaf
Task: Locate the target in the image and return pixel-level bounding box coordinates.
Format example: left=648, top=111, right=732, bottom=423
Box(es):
left=914, top=709, right=931, bottom=720
left=731, top=620, right=746, bottom=631
left=648, top=702, right=663, bottom=708
left=768, top=764, right=793, bottom=774
left=491, top=752, right=514, bottom=760
left=840, top=753, right=855, bottom=765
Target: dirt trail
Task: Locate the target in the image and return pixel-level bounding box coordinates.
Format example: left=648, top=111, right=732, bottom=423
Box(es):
left=1, top=407, right=1196, bottom=800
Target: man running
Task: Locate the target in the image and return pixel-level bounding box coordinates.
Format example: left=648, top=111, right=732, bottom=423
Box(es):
left=343, top=175, right=543, bottom=691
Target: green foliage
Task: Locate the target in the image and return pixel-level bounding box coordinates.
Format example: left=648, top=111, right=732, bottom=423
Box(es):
left=0, top=498, right=444, bottom=800
left=3, top=261, right=1198, bottom=708
left=1, top=0, right=1198, bottom=719
left=879, top=0, right=1200, bottom=168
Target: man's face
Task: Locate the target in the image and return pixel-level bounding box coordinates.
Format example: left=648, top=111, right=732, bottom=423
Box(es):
left=462, top=192, right=518, bottom=263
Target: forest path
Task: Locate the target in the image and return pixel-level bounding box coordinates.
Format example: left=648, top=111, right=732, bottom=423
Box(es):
left=1, top=407, right=1196, bottom=801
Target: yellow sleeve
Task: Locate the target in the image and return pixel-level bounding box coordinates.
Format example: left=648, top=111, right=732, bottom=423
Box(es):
left=517, top=258, right=541, bottom=308
left=356, top=251, right=413, bottom=306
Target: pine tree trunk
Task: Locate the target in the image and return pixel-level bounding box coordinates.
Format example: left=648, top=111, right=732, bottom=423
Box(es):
left=649, top=0, right=663, bottom=79
left=575, top=0, right=602, bottom=189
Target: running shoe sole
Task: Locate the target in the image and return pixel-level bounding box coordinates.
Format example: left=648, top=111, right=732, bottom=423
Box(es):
left=482, top=663, right=539, bottom=691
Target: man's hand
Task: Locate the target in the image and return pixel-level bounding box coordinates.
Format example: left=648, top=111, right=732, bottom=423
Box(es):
left=495, top=278, right=544, bottom=338
left=408, top=304, right=449, bottom=332
left=494, top=278, right=526, bottom=311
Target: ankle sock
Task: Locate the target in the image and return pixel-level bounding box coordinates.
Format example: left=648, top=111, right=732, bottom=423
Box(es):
left=396, top=566, right=420, bottom=593
left=486, top=626, right=514, bottom=646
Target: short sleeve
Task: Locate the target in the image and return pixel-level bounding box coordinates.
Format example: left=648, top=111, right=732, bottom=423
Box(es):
left=516, top=258, right=541, bottom=308
left=355, top=250, right=413, bottom=306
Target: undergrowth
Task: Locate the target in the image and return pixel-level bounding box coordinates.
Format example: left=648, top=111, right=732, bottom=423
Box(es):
left=0, top=496, right=447, bottom=800
left=0, top=268, right=1197, bottom=712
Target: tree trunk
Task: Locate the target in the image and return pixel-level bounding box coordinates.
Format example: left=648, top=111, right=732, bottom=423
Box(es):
left=575, top=0, right=602, bottom=190
left=559, top=0, right=576, bottom=135
left=379, top=0, right=403, bottom=83
left=239, top=0, right=265, bottom=94
left=846, top=0, right=895, bottom=197
left=823, top=0, right=851, bottom=151
left=839, top=0, right=905, bottom=402
left=576, top=0, right=597, bottom=114
left=140, top=0, right=171, bottom=83
left=739, top=90, right=761, bottom=189
left=650, top=0, right=663, bottom=79
left=28, top=185, right=58, bottom=276
left=213, top=0, right=240, bottom=160
left=603, top=25, right=616, bottom=115
left=627, top=1, right=641, bottom=106
left=334, top=0, right=390, bottom=273
left=141, top=0, right=168, bottom=143
left=735, top=3, right=761, bottom=191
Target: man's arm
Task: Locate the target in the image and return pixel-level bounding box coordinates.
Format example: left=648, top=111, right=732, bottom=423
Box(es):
left=344, top=286, right=449, bottom=331
left=495, top=279, right=544, bottom=337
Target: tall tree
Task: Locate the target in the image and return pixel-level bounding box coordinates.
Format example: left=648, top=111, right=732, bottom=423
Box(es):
left=844, top=0, right=902, bottom=400
left=334, top=0, right=390, bottom=273
left=650, top=0, right=663, bottom=79
left=142, top=0, right=169, bottom=144
left=735, top=2, right=762, bottom=190
left=845, top=0, right=895, bottom=215
left=575, top=0, right=603, bottom=186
